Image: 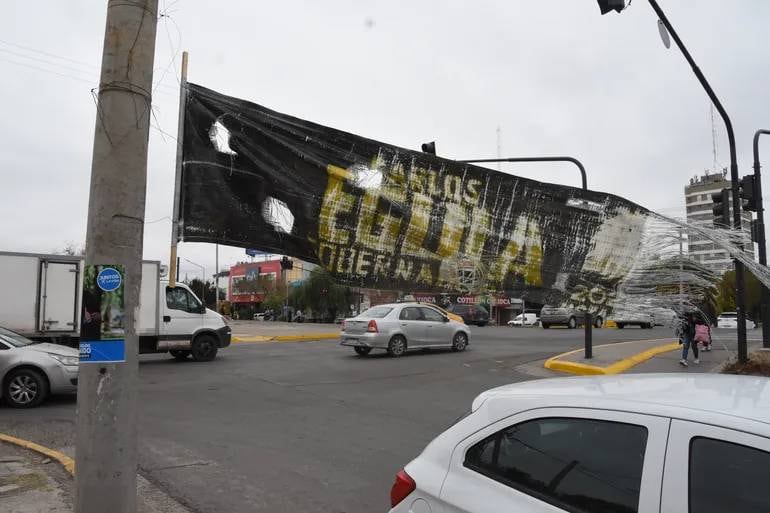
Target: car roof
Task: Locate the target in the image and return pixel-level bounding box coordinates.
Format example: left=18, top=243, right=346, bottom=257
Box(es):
left=473, top=374, right=770, bottom=433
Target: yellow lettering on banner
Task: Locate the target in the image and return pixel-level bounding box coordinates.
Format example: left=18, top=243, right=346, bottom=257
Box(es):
left=487, top=217, right=543, bottom=287
left=401, top=192, right=431, bottom=254
left=319, top=165, right=357, bottom=246
left=436, top=202, right=465, bottom=257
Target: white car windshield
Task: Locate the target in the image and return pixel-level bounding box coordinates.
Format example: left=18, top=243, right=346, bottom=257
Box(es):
left=0, top=327, right=35, bottom=347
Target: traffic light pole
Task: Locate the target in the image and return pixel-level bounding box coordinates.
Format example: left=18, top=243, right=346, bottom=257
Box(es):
left=647, top=0, right=749, bottom=362
left=753, top=129, right=769, bottom=348
left=457, top=156, right=593, bottom=358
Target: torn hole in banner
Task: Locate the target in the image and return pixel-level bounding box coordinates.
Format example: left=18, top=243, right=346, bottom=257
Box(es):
left=209, top=119, right=237, bottom=156
left=262, top=197, right=294, bottom=234
left=350, top=164, right=383, bottom=190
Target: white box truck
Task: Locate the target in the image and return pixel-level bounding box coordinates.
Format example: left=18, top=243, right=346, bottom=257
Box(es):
left=0, top=251, right=230, bottom=361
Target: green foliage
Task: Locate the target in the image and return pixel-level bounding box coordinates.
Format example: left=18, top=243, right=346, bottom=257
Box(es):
left=716, top=270, right=763, bottom=321
left=289, top=268, right=351, bottom=319
left=187, top=278, right=226, bottom=309
left=262, top=291, right=286, bottom=312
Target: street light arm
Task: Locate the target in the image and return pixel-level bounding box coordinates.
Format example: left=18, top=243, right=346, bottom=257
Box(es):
left=647, top=0, right=736, bottom=164
left=754, top=129, right=770, bottom=167
left=457, top=156, right=587, bottom=190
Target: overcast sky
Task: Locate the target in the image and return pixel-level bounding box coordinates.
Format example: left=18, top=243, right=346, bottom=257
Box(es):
left=2, top=1, right=769, bottom=280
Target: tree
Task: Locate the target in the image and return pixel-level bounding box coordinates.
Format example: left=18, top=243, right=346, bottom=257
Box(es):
left=717, top=270, right=763, bottom=321
left=290, top=268, right=350, bottom=321
left=57, top=242, right=85, bottom=256
left=187, top=278, right=225, bottom=309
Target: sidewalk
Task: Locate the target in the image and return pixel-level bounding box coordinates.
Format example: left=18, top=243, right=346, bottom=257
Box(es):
left=230, top=320, right=340, bottom=343
left=544, top=337, right=755, bottom=376
left=0, top=437, right=190, bottom=512
left=545, top=338, right=679, bottom=375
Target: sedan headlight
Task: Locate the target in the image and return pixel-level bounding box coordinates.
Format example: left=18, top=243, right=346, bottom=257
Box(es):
left=49, top=353, right=79, bottom=366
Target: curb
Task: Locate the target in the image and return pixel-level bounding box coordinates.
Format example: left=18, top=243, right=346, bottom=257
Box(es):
left=233, top=333, right=339, bottom=344
left=0, top=433, right=74, bottom=475
left=544, top=340, right=680, bottom=376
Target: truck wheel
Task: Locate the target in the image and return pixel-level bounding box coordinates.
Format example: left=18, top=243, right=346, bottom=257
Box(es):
left=191, top=335, right=218, bottom=362
left=4, top=368, right=48, bottom=408
left=169, top=350, right=190, bottom=361
left=617, top=323, right=625, bottom=329
left=567, top=317, right=577, bottom=329
left=542, top=323, right=550, bottom=329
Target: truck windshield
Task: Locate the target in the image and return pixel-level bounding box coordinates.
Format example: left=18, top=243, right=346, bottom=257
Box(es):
left=0, top=327, right=35, bottom=347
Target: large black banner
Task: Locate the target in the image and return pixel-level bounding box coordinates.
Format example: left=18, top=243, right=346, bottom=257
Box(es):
left=179, top=83, right=651, bottom=311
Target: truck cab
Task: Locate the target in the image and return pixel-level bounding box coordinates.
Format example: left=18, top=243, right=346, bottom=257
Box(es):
left=150, top=281, right=231, bottom=361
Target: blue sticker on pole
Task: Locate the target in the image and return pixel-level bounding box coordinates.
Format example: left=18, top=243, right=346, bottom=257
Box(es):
left=80, top=264, right=126, bottom=363
left=96, top=267, right=122, bottom=292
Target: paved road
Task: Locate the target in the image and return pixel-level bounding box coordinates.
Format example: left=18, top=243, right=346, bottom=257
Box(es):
left=0, top=326, right=747, bottom=513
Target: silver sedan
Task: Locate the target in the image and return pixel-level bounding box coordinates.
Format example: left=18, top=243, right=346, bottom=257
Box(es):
left=0, top=326, right=78, bottom=408
left=340, top=302, right=471, bottom=357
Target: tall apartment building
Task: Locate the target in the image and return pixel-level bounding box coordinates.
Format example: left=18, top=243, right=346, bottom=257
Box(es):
left=684, top=171, right=754, bottom=274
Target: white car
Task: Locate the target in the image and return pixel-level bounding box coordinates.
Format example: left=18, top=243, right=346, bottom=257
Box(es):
left=389, top=374, right=770, bottom=513
left=507, top=313, right=539, bottom=327
left=717, top=312, right=756, bottom=329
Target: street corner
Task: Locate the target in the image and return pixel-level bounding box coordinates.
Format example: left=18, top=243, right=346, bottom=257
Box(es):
left=544, top=338, right=680, bottom=376
left=0, top=440, right=71, bottom=512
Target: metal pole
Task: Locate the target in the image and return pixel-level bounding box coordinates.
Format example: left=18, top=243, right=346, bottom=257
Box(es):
left=647, top=0, right=748, bottom=362
left=215, top=244, right=220, bottom=314
left=75, top=1, right=158, bottom=512
left=679, top=227, right=684, bottom=312
left=169, top=51, right=189, bottom=288
left=754, top=129, right=769, bottom=348
left=457, top=155, right=592, bottom=356
left=458, top=156, right=587, bottom=190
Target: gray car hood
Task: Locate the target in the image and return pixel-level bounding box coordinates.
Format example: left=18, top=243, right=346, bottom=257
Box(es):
left=24, top=343, right=79, bottom=357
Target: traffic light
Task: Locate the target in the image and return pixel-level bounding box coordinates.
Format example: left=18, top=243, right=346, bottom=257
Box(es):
left=739, top=174, right=758, bottom=211
left=711, top=188, right=731, bottom=228
left=597, top=0, right=626, bottom=15
left=280, top=256, right=293, bottom=270
left=421, top=141, right=436, bottom=155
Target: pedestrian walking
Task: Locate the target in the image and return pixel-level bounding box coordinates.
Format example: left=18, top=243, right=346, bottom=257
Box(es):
left=679, top=312, right=699, bottom=367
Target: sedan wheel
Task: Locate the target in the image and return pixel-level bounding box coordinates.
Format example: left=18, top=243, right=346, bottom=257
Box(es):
left=452, top=332, right=468, bottom=352
left=593, top=316, right=604, bottom=329
left=354, top=346, right=372, bottom=356
left=5, top=368, right=48, bottom=408
left=388, top=336, right=407, bottom=357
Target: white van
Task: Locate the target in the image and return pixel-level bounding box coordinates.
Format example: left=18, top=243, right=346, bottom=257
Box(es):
left=507, top=313, right=539, bottom=327
left=0, top=252, right=230, bottom=362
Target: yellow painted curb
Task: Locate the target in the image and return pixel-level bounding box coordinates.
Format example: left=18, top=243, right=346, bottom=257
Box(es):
left=605, top=320, right=618, bottom=328
left=232, top=333, right=339, bottom=343
left=274, top=333, right=339, bottom=341
left=544, top=340, right=680, bottom=376
left=0, top=433, right=75, bottom=475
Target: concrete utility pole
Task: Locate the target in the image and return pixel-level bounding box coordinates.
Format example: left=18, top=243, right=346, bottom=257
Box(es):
left=75, top=2, right=158, bottom=512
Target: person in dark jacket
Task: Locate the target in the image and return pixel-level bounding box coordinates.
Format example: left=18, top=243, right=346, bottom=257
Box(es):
left=679, top=312, right=699, bottom=367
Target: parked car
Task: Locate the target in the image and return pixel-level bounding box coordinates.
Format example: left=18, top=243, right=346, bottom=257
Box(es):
left=340, top=303, right=470, bottom=357
left=389, top=374, right=770, bottom=513
left=611, top=312, right=654, bottom=329
left=0, top=326, right=78, bottom=408
left=717, top=312, right=756, bottom=329
left=507, top=313, right=539, bottom=327
left=253, top=312, right=267, bottom=321
left=539, top=305, right=603, bottom=329
left=447, top=304, right=490, bottom=326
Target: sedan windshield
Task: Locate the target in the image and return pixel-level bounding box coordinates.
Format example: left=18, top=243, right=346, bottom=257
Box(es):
left=0, top=327, right=35, bottom=347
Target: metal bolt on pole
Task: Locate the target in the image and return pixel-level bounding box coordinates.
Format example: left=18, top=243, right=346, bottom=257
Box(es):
left=75, top=1, right=158, bottom=512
